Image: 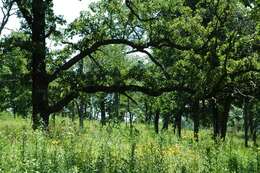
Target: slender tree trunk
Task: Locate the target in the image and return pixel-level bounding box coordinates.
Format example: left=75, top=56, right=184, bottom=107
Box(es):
left=252, top=122, right=257, bottom=146
left=75, top=99, right=84, bottom=130
left=79, top=104, right=84, bottom=129
left=144, top=101, right=148, bottom=122
left=76, top=58, right=85, bottom=129
left=70, top=102, right=76, bottom=122
left=176, top=112, right=182, bottom=138
left=244, top=98, right=249, bottom=147
left=173, top=119, right=176, bottom=134
left=128, top=98, right=134, bottom=135
left=191, top=101, right=199, bottom=142
left=210, top=99, right=219, bottom=140
left=252, top=105, right=258, bottom=146
left=31, top=0, right=49, bottom=130
left=84, top=104, right=89, bottom=119
left=114, top=92, right=121, bottom=121
left=249, top=108, right=254, bottom=139
left=52, top=113, right=56, bottom=127
left=162, top=113, right=170, bottom=130
left=144, top=101, right=151, bottom=123
left=100, top=98, right=106, bottom=126
left=12, top=102, right=16, bottom=119
left=154, top=109, right=160, bottom=134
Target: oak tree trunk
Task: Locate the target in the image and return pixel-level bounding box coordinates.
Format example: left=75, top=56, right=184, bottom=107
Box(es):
left=219, top=98, right=231, bottom=139
left=210, top=99, right=220, bottom=140
left=31, top=0, right=49, bottom=130
left=211, top=97, right=231, bottom=140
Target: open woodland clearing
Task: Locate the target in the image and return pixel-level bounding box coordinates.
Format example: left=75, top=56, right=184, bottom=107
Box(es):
left=0, top=113, right=260, bottom=173
left=0, top=0, right=259, bottom=172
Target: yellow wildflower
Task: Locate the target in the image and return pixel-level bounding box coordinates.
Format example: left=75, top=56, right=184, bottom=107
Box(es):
left=51, top=140, right=60, bottom=145
left=164, top=144, right=181, bottom=156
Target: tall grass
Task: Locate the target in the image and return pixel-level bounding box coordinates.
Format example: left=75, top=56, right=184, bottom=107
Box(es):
left=0, top=114, right=259, bottom=172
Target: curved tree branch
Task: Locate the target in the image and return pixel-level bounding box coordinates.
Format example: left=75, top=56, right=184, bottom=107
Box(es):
left=49, top=38, right=196, bottom=82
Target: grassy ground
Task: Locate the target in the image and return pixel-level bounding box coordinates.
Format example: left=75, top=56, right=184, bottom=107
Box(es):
left=0, top=113, right=259, bottom=173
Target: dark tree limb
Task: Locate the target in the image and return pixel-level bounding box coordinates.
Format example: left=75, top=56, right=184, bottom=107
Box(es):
left=0, top=0, right=15, bottom=35
left=137, top=49, right=170, bottom=79
left=49, top=38, right=196, bottom=82
left=48, top=84, right=192, bottom=113
left=88, top=54, right=105, bottom=73
left=45, top=25, right=55, bottom=38
left=122, top=92, right=138, bottom=105
left=14, top=0, right=33, bottom=28
left=125, top=0, right=158, bottom=22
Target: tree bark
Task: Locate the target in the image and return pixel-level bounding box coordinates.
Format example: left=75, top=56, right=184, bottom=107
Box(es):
left=244, top=98, right=249, bottom=147
left=12, top=101, right=16, bottom=119
left=31, top=0, right=49, bottom=130
left=79, top=103, right=84, bottom=129
left=154, top=109, right=160, bottom=134
left=210, top=97, right=231, bottom=140
left=175, top=112, right=182, bottom=138
left=100, top=98, right=106, bottom=126
left=75, top=99, right=84, bottom=129
left=114, top=92, right=121, bottom=121
left=252, top=124, right=257, bottom=146
left=162, top=112, right=171, bottom=130
left=191, top=101, right=199, bottom=142
left=77, top=59, right=84, bottom=129
left=128, top=98, right=134, bottom=135
left=210, top=99, right=220, bottom=140
left=219, top=98, right=232, bottom=139
left=144, top=101, right=151, bottom=123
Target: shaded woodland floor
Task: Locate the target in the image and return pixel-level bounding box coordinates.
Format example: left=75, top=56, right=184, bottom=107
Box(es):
left=0, top=113, right=259, bottom=173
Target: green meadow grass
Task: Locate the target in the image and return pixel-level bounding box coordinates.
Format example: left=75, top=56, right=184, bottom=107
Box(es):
left=0, top=113, right=259, bottom=173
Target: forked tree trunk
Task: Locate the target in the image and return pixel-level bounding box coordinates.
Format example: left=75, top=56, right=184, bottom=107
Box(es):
left=210, top=97, right=232, bottom=141
left=210, top=99, right=220, bottom=140
left=219, top=98, right=232, bottom=139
